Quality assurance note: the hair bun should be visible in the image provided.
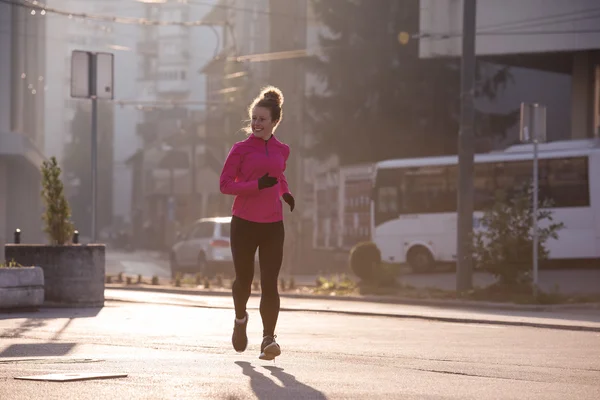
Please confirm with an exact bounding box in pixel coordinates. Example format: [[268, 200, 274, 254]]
[[262, 87, 284, 106]]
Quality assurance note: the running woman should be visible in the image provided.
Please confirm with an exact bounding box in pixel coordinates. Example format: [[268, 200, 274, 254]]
[[219, 85, 295, 361]]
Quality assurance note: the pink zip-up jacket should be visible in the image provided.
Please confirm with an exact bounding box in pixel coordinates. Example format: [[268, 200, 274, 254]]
[[220, 134, 292, 223]]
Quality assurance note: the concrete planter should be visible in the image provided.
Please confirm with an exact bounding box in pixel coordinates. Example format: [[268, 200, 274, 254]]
[[4, 244, 105, 307], [0, 266, 44, 310]]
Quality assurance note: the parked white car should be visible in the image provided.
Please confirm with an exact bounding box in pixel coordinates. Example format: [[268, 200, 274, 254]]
[[170, 217, 233, 278]]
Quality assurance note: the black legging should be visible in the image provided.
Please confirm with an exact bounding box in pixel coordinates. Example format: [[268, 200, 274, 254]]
[[230, 215, 284, 337]]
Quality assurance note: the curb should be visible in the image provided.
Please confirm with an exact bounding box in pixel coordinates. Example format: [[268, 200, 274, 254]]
[[104, 284, 600, 312], [105, 296, 600, 334]]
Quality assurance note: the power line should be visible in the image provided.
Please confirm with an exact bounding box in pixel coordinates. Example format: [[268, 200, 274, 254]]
[[2, 0, 313, 27], [7, 0, 600, 63], [1, 0, 216, 26]]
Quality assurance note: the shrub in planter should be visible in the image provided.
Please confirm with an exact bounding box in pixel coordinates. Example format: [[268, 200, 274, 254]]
[[349, 241, 382, 281], [4, 157, 105, 307], [41, 157, 75, 245], [472, 184, 564, 288]]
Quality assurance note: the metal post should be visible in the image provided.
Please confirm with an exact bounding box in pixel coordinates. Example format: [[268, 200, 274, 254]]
[[532, 134, 539, 296], [532, 139, 539, 296], [520, 102, 546, 296], [456, 0, 477, 292], [90, 53, 98, 243], [14, 229, 21, 244], [190, 131, 197, 220]]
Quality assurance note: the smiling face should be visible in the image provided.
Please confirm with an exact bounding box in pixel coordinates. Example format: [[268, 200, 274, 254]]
[[251, 106, 277, 139]]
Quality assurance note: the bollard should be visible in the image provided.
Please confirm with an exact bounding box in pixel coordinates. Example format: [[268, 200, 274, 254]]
[[73, 230, 79, 244], [14, 228, 21, 244]]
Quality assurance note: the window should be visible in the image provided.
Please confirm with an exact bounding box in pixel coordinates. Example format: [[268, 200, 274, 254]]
[[474, 163, 495, 211], [373, 156, 590, 227], [546, 157, 589, 207], [219, 222, 231, 237], [494, 157, 589, 208], [191, 222, 215, 239], [377, 186, 398, 213], [402, 165, 455, 214]]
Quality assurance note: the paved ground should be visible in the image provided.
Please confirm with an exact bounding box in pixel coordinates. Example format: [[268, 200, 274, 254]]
[[107, 250, 600, 295], [1, 291, 600, 399]]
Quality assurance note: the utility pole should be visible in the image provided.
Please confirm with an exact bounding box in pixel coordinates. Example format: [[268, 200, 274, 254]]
[[456, 0, 477, 292]]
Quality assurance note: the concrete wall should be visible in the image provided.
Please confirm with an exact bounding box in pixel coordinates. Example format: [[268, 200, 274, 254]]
[[5, 244, 105, 307], [419, 0, 600, 58]]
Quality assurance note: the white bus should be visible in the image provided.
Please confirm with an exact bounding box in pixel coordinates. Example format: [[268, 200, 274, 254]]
[[371, 139, 600, 272]]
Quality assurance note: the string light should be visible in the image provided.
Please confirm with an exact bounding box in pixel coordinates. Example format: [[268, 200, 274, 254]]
[[21, 73, 26, 79], [16, 0, 215, 27]]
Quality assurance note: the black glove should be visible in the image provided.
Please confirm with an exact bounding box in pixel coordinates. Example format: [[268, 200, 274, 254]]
[[258, 173, 277, 190], [282, 193, 295, 212]]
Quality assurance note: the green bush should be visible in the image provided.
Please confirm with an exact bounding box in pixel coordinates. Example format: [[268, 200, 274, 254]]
[[349, 241, 382, 281], [472, 184, 564, 287], [41, 157, 75, 245], [0, 260, 21, 268]]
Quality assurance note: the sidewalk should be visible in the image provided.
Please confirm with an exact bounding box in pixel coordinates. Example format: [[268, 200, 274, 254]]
[[105, 288, 600, 332]]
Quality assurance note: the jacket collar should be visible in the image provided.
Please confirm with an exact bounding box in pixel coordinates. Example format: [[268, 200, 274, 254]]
[[249, 133, 276, 143]]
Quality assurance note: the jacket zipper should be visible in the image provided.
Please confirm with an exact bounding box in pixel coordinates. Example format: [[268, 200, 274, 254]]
[[265, 140, 269, 156]]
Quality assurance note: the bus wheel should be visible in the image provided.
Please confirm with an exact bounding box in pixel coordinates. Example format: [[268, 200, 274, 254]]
[[407, 246, 435, 273]]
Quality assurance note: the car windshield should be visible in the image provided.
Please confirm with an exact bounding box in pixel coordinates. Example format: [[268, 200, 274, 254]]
[[220, 222, 231, 237]]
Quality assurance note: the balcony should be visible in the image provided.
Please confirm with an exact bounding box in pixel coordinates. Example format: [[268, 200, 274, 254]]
[[156, 69, 190, 95]]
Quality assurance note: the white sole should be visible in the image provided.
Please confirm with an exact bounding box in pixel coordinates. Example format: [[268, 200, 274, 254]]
[[259, 343, 281, 360]]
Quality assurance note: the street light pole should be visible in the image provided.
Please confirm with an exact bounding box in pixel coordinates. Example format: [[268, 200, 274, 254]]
[[456, 0, 477, 292], [90, 53, 98, 244]]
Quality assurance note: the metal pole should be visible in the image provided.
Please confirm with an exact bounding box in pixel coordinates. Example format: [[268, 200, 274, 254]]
[[190, 131, 197, 220], [90, 54, 98, 243], [532, 118, 539, 296], [456, 0, 477, 292]]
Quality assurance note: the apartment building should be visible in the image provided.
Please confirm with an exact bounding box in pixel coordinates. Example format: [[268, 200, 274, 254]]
[[0, 2, 47, 255]]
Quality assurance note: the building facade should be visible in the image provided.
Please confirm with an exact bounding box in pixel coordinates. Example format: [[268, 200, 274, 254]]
[[0, 2, 47, 255], [130, 0, 222, 249], [419, 0, 600, 140]]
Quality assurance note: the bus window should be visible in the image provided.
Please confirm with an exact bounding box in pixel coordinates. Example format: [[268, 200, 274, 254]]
[[474, 163, 495, 211], [547, 157, 589, 207], [377, 186, 398, 213], [494, 160, 531, 200], [403, 165, 454, 214]]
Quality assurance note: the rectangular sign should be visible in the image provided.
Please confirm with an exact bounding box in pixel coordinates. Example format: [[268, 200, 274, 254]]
[[71, 50, 114, 99], [71, 50, 91, 98], [96, 52, 114, 99]]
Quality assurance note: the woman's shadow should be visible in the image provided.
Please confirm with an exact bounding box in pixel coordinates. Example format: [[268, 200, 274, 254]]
[[235, 361, 327, 400]]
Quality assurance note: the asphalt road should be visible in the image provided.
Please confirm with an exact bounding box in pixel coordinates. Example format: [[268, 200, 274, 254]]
[[1, 293, 599, 399]]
